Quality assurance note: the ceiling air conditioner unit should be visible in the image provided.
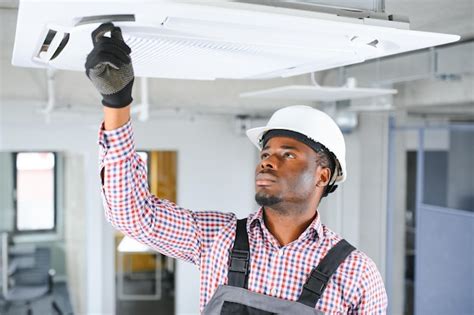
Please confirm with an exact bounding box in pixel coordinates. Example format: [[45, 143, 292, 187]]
[[12, 0, 460, 80]]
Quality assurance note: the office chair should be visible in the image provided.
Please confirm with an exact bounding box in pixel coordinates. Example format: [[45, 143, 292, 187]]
[[1, 247, 63, 315]]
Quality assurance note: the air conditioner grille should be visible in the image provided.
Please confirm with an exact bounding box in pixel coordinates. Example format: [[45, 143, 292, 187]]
[[127, 36, 272, 63]]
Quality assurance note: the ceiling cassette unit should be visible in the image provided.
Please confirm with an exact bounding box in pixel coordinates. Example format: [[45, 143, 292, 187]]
[[12, 0, 460, 80]]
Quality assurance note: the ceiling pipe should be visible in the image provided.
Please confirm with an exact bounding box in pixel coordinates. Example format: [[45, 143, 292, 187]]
[[337, 40, 473, 86], [42, 68, 56, 113], [344, 77, 357, 88], [139, 77, 150, 121], [40, 68, 56, 123], [310, 72, 320, 87]]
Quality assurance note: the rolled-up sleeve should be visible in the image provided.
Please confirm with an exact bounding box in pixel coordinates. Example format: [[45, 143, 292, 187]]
[[97, 120, 234, 266]]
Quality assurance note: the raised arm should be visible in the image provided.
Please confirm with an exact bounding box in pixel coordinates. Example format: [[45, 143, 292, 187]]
[[103, 106, 130, 130], [84, 23, 235, 265]]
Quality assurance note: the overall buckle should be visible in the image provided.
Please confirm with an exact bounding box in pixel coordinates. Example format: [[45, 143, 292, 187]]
[[229, 249, 249, 274], [303, 270, 330, 297]]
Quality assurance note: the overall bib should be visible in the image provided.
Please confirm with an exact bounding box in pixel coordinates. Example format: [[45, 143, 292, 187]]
[[203, 219, 355, 315]]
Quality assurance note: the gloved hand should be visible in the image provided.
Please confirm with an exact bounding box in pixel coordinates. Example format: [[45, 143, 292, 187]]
[[85, 22, 134, 108]]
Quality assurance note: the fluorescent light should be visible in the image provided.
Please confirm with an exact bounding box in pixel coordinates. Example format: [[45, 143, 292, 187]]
[[240, 85, 397, 101]]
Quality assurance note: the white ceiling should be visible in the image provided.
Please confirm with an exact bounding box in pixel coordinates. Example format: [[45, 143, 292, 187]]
[[385, 0, 474, 39]]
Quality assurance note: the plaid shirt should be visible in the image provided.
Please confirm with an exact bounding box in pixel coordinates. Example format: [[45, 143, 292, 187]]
[[99, 120, 388, 314]]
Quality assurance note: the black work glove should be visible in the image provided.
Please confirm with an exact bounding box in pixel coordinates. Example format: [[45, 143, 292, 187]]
[[85, 22, 134, 108]]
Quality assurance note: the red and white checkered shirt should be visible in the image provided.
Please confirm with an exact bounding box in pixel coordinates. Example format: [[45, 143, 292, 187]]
[[99, 120, 388, 314]]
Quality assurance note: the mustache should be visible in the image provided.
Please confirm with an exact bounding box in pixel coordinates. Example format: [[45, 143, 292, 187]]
[[257, 169, 278, 176], [256, 170, 278, 181]]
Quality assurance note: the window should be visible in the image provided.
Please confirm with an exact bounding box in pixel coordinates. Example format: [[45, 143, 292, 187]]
[[14, 152, 57, 232]]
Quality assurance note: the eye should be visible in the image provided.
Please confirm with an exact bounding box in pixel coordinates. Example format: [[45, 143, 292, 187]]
[[260, 152, 270, 160], [284, 152, 295, 159]]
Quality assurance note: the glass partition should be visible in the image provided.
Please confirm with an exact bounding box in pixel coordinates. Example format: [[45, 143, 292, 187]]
[[386, 122, 474, 315]]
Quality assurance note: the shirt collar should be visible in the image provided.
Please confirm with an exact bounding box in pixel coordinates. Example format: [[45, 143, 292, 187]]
[[248, 207, 324, 243]]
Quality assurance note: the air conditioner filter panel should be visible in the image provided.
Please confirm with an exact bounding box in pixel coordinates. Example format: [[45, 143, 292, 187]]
[[12, 0, 460, 80]]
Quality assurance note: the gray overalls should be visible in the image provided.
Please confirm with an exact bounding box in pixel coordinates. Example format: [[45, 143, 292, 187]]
[[203, 219, 355, 315]]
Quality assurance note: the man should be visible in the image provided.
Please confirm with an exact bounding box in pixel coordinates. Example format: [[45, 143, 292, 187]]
[[86, 23, 387, 314]]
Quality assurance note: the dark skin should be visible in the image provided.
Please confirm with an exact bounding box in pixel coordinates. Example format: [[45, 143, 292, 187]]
[[255, 136, 331, 247]]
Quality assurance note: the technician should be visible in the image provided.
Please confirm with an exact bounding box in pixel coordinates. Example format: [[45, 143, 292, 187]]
[[86, 23, 387, 314]]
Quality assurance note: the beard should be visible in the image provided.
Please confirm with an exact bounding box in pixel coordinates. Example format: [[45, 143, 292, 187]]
[[255, 192, 283, 207]]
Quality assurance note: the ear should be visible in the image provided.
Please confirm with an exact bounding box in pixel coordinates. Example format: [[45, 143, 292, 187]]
[[316, 166, 331, 187]]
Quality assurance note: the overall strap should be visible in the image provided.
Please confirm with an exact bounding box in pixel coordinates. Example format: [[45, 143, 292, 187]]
[[297, 239, 355, 308], [227, 218, 250, 289]]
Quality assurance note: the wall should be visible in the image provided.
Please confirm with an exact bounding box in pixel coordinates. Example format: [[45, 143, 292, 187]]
[[318, 129, 361, 247], [0, 153, 14, 232], [447, 130, 474, 211], [356, 113, 389, 270], [64, 152, 87, 314]]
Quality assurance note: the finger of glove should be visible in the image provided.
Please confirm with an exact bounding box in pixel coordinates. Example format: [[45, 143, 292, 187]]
[[91, 24, 131, 55], [94, 37, 131, 56], [85, 51, 125, 71], [91, 22, 116, 45], [86, 41, 131, 68], [111, 26, 124, 42]]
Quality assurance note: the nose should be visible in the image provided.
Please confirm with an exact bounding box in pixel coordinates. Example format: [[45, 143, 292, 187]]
[[260, 154, 278, 170]]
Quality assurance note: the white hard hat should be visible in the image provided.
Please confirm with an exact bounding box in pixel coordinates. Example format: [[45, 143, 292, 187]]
[[246, 105, 347, 183]]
